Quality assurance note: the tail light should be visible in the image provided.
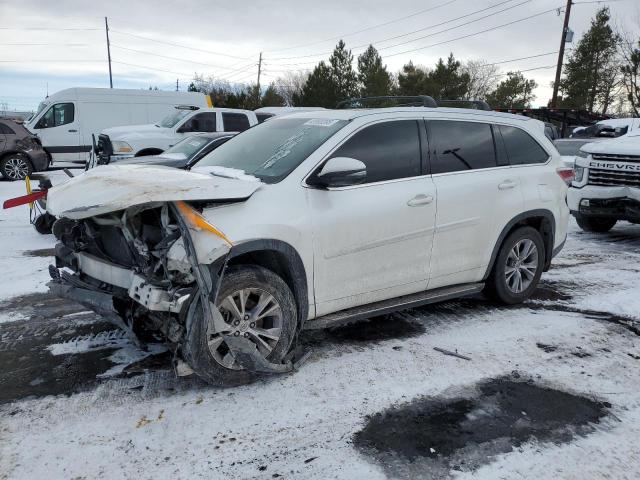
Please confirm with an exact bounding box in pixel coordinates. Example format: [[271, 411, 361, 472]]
[[556, 167, 575, 185]]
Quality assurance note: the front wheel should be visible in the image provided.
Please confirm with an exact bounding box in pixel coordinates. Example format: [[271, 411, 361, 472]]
[[575, 215, 616, 233], [183, 265, 297, 387], [485, 226, 545, 304], [1, 154, 33, 181]]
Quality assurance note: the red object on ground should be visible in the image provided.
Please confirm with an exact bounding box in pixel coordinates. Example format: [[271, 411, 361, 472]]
[[3, 190, 47, 209]]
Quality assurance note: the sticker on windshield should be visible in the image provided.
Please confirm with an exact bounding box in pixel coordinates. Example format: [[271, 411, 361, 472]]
[[304, 119, 340, 127]]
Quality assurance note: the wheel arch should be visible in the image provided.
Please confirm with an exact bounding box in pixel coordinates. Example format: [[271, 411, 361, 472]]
[[224, 239, 309, 327], [482, 209, 556, 280]]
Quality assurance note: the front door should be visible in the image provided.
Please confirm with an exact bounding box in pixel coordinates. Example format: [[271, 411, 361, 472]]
[[308, 119, 437, 316], [33, 102, 81, 163]]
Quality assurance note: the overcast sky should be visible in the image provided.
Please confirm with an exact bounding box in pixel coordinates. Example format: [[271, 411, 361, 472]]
[[1, 0, 638, 111]]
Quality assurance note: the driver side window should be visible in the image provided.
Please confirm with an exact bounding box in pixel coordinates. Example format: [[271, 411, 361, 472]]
[[179, 113, 216, 133], [36, 103, 74, 129]]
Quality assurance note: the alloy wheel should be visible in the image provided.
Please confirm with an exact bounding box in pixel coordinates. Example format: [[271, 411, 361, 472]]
[[207, 288, 283, 370], [504, 239, 539, 294], [4, 156, 30, 180]]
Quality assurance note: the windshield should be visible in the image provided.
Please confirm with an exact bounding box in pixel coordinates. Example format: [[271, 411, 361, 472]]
[[164, 135, 211, 158], [197, 117, 348, 183], [27, 101, 48, 124], [554, 140, 590, 156], [157, 110, 191, 128]]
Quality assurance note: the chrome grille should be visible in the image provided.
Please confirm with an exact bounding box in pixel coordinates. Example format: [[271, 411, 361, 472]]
[[588, 167, 640, 187], [592, 153, 640, 163]]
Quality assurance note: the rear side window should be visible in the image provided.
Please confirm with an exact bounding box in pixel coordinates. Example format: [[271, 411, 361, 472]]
[[256, 113, 275, 123], [0, 122, 15, 134], [329, 120, 421, 184], [498, 125, 549, 165], [188, 112, 216, 132], [429, 121, 496, 173], [223, 112, 251, 132]]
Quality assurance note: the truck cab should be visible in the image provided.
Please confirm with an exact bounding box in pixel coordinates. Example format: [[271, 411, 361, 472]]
[[99, 107, 258, 163]]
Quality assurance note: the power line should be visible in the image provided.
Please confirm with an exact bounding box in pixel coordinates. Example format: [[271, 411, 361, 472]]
[[384, 5, 562, 58], [109, 29, 250, 60], [0, 59, 103, 63], [0, 26, 99, 31], [268, 0, 529, 62], [0, 43, 93, 46], [265, 0, 459, 54], [110, 43, 252, 71]]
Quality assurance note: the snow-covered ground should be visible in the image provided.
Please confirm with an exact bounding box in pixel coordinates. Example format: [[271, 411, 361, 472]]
[[0, 174, 639, 479]]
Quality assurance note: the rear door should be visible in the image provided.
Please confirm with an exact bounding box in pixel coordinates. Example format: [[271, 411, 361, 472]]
[[32, 102, 81, 163], [427, 119, 524, 289], [308, 119, 437, 316], [221, 112, 251, 132]]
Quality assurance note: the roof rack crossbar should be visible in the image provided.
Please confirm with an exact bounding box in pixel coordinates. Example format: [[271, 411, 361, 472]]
[[336, 95, 438, 109]]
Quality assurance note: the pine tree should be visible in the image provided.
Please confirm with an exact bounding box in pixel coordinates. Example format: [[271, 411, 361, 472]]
[[357, 45, 393, 97], [486, 71, 537, 108], [427, 53, 470, 99], [329, 40, 359, 101], [261, 83, 286, 107], [558, 7, 620, 113], [621, 39, 640, 115], [396, 61, 430, 96], [301, 61, 337, 107]]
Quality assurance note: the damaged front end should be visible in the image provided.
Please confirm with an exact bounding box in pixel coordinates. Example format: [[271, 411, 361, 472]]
[[49, 201, 229, 349], [48, 200, 303, 381]]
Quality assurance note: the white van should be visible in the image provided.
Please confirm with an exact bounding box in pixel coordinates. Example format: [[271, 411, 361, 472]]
[[24, 88, 211, 165]]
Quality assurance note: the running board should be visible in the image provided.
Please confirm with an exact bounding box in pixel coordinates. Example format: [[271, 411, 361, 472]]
[[304, 283, 484, 330]]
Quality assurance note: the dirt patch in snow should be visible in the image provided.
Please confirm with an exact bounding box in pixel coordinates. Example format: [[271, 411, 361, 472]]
[[354, 376, 609, 478]]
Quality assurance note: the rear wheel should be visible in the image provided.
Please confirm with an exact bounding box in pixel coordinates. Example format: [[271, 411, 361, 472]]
[[485, 226, 545, 304], [183, 265, 297, 387], [1, 154, 33, 181], [575, 215, 616, 233]]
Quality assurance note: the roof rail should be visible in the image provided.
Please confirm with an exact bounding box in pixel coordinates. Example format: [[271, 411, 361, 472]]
[[436, 99, 492, 111], [336, 95, 438, 109]]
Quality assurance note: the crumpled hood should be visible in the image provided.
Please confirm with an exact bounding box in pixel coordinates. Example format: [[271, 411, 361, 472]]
[[582, 134, 640, 156], [46, 164, 261, 219], [102, 124, 172, 141]]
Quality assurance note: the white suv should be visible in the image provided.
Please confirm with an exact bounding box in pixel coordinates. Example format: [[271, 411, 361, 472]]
[[46, 107, 570, 386]]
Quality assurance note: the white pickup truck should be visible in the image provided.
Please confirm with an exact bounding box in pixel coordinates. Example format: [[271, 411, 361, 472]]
[[568, 132, 640, 232], [98, 106, 258, 163]]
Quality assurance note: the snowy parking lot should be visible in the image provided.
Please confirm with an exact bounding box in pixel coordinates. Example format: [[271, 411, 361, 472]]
[[1, 174, 639, 479]]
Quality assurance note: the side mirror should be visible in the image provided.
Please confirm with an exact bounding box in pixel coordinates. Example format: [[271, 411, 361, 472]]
[[312, 157, 366, 188]]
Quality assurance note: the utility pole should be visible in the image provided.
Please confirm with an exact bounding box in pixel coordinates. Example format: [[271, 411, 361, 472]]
[[551, 0, 572, 108], [105, 17, 113, 88], [256, 52, 262, 105], [176, 78, 179, 92]]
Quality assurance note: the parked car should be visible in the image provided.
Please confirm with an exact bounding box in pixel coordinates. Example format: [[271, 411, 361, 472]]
[[544, 122, 561, 141], [98, 107, 258, 163], [114, 133, 234, 169], [44, 106, 569, 386], [24, 88, 210, 165], [568, 132, 640, 232], [254, 106, 326, 123], [0, 119, 48, 180]]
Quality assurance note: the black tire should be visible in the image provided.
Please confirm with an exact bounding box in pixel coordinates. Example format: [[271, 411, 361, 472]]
[[485, 226, 545, 305], [34, 213, 56, 235], [183, 265, 297, 387], [1, 153, 33, 181], [575, 215, 616, 233]]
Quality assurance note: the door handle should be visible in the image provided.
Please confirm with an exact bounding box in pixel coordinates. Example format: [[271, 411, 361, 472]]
[[498, 179, 517, 190], [68, 129, 78, 132], [407, 194, 434, 206]]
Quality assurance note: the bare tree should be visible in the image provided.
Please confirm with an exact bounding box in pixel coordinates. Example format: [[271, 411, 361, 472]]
[[274, 70, 309, 106], [461, 59, 499, 101], [618, 19, 640, 116]]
